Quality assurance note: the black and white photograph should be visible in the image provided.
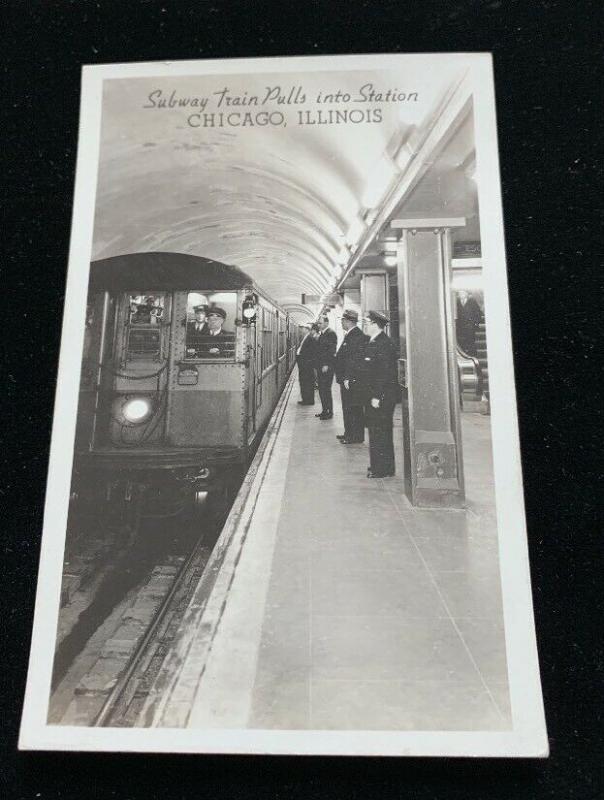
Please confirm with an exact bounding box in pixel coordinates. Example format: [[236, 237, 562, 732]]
[[18, 53, 548, 757]]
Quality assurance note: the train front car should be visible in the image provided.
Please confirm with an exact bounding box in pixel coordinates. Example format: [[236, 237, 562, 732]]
[[73, 252, 290, 521]]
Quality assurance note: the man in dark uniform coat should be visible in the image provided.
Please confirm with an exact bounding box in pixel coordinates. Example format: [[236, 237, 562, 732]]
[[455, 290, 482, 356], [187, 306, 233, 358], [334, 309, 368, 443], [315, 314, 337, 419], [296, 323, 319, 405], [359, 310, 400, 478], [201, 306, 234, 357], [186, 304, 210, 353]]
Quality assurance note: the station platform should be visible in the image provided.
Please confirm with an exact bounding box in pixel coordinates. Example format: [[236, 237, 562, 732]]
[[143, 371, 512, 732]]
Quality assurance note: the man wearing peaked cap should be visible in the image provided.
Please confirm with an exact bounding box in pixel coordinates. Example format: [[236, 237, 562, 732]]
[[296, 323, 320, 405], [186, 304, 234, 358], [366, 309, 390, 326], [358, 309, 400, 478], [335, 309, 368, 443], [186, 303, 210, 353], [207, 305, 227, 322], [314, 314, 337, 419], [203, 306, 233, 356], [192, 303, 210, 329]]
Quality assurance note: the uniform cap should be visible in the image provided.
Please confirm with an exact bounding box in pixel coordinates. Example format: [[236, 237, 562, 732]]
[[207, 306, 227, 319], [342, 309, 359, 323], [193, 304, 208, 313], [366, 310, 389, 326]]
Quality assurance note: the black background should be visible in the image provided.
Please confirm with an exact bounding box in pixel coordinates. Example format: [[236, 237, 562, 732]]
[[2, 1, 602, 798]]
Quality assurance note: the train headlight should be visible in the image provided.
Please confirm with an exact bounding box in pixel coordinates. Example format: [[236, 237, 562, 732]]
[[122, 397, 152, 424]]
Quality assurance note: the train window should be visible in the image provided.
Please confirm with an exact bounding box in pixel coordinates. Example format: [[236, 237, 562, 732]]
[[278, 315, 286, 357], [129, 294, 165, 325], [127, 327, 161, 359], [126, 294, 166, 361], [185, 292, 236, 360], [82, 301, 95, 361], [261, 308, 274, 371]]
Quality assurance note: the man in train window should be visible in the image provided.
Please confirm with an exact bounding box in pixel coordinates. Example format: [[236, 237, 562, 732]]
[[186, 303, 210, 356], [198, 306, 234, 357]]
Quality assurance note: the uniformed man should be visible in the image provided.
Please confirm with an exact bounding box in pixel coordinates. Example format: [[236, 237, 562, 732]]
[[359, 310, 400, 478], [201, 306, 233, 357], [314, 315, 337, 419], [186, 304, 209, 354], [296, 323, 319, 405], [187, 306, 234, 358], [334, 309, 368, 443]]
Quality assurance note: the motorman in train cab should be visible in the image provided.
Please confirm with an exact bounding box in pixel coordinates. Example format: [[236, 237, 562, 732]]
[[358, 310, 400, 478], [199, 306, 234, 357], [132, 296, 163, 324], [186, 303, 209, 355], [334, 309, 368, 443], [314, 315, 337, 420], [296, 322, 320, 405], [190, 303, 210, 333]]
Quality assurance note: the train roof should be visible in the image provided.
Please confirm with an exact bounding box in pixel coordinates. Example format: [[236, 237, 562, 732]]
[[89, 252, 255, 292]]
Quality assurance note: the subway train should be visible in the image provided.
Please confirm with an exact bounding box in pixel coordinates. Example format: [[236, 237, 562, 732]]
[[71, 252, 303, 518]]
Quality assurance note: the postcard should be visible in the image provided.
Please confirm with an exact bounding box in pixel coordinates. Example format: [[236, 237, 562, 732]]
[[19, 53, 547, 757]]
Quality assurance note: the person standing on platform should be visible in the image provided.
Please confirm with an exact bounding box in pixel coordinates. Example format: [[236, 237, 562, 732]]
[[334, 309, 368, 443], [296, 323, 319, 405], [315, 314, 337, 420], [359, 310, 400, 478], [455, 290, 482, 356]]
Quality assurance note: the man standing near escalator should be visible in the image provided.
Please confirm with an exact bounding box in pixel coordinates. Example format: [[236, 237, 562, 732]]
[[359, 310, 399, 478]]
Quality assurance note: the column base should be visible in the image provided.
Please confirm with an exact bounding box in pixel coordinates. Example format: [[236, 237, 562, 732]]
[[408, 486, 465, 509]]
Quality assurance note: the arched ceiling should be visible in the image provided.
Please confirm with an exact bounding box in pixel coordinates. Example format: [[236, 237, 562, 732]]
[[93, 68, 460, 320]]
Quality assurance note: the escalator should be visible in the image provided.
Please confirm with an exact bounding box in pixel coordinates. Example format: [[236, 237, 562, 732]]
[[475, 321, 489, 402], [457, 316, 489, 414]]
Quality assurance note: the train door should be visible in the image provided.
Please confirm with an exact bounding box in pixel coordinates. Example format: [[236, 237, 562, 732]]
[[255, 306, 263, 412], [275, 311, 280, 392], [78, 291, 116, 451], [247, 321, 257, 441]]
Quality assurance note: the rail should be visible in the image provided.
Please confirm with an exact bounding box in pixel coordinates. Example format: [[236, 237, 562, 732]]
[[91, 520, 214, 727]]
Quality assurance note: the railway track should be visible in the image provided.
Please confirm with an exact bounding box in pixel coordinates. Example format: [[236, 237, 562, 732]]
[[48, 495, 232, 726], [92, 525, 216, 727]]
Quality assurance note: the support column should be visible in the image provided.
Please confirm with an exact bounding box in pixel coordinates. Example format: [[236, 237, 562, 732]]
[[392, 217, 466, 508], [359, 270, 388, 333], [342, 287, 361, 318]]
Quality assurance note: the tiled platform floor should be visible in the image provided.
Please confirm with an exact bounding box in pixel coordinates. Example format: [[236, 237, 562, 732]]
[[186, 381, 511, 731]]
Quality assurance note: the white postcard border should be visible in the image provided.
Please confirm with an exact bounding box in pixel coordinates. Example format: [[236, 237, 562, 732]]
[[19, 52, 548, 757]]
